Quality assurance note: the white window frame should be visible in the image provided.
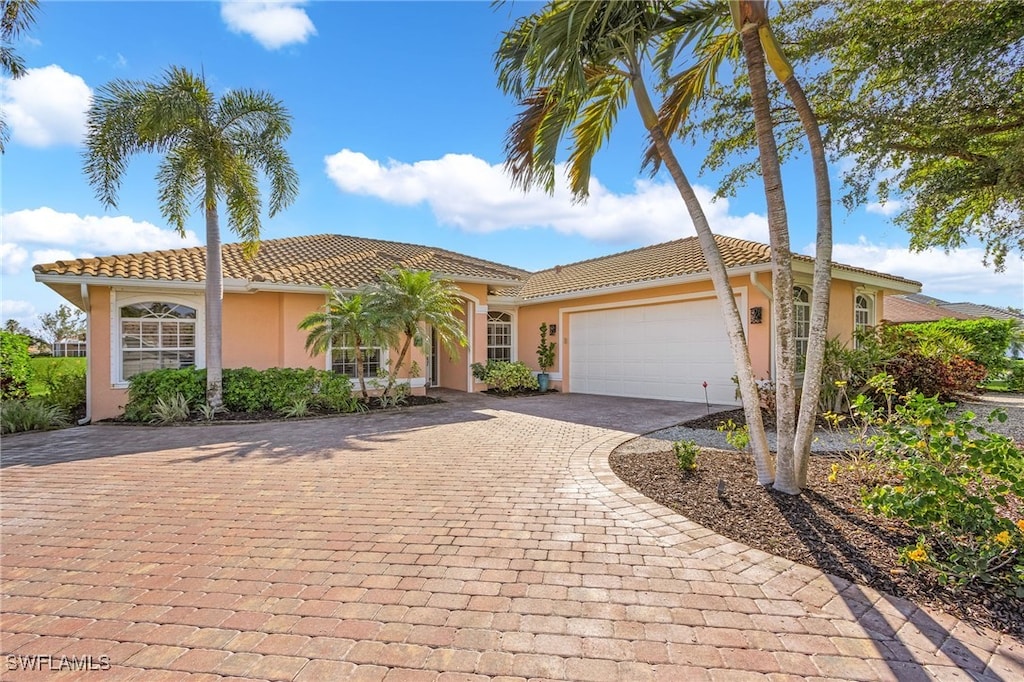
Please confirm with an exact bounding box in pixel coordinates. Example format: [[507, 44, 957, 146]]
[[111, 291, 204, 388], [854, 293, 875, 342], [486, 310, 514, 363], [328, 334, 388, 380], [793, 286, 811, 365]]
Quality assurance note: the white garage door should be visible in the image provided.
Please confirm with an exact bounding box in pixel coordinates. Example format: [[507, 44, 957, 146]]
[[569, 298, 739, 404]]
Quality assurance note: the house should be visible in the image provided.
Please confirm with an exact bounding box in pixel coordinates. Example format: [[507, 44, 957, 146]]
[[883, 293, 1024, 324], [33, 233, 921, 421]]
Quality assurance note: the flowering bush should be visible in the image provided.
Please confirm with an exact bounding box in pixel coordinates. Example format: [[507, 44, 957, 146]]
[[860, 391, 1024, 594]]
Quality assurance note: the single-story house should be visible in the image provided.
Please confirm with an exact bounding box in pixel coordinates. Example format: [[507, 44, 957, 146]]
[[884, 293, 1024, 324], [34, 233, 920, 421]]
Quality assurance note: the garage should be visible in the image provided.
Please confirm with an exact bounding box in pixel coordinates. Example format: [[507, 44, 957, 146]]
[[568, 298, 740, 405]]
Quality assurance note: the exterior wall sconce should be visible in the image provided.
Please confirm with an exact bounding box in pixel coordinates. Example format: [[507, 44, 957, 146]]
[[548, 324, 557, 334], [750, 306, 763, 324]]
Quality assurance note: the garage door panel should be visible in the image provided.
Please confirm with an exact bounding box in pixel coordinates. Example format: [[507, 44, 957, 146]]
[[569, 299, 739, 405]]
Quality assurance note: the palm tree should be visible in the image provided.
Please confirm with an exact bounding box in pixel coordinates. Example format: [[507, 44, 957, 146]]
[[728, 0, 834, 489], [299, 290, 391, 400], [1, 0, 40, 152], [496, 0, 775, 486], [364, 269, 467, 399], [83, 66, 298, 408]]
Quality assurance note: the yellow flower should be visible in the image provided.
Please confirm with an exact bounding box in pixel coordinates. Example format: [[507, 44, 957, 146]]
[[994, 531, 1011, 547], [906, 547, 928, 563], [918, 418, 932, 427], [916, 440, 928, 449], [1017, 519, 1024, 533]]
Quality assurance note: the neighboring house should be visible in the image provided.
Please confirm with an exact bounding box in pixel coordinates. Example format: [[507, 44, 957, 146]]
[[884, 293, 1024, 324], [52, 337, 88, 358], [34, 233, 920, 420]]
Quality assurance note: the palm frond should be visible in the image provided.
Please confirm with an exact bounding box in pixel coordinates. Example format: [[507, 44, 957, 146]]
[[222, 154, 262, 258], [568, 70, 629, 198], [155, 147, 201, 236], [82, 79, 151, 208]]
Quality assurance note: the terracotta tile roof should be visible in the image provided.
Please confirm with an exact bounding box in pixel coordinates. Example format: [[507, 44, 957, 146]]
[[34, 232, 920, 300], [517, 235, 920, 300], [883, 295, 976, 323], [33, 234, 530, 288]]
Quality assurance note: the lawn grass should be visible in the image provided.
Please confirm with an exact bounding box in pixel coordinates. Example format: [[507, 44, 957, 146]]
[[28, 357, 87, 397]]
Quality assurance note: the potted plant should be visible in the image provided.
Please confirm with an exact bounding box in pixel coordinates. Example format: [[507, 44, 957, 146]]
[[536, 322, 556, 392]]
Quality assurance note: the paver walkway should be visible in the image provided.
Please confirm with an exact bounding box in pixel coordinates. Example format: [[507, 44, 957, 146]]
[[1, 391, 1021, 681]]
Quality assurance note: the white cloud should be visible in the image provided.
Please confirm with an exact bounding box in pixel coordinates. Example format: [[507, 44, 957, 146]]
[[324, 149, 768, 244], [0, 299, 36, 324], [824, 238, 1024, 306], [3, 207, 201, 259], [221, 1, 316, 50], [1, 64, 92, 147], [0, 243, 29, 275], [866, 200, 904, 217], [31, 249, 78, 265]]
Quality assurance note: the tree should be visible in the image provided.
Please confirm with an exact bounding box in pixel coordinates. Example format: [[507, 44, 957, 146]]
[[363, 269, 467, 398], [694, 0, 1024, 269], [496, 0, 775, 485], [83, 66, 298, 407], [1, 0, 40, 152], [299, 290, 392, 400], [36, 304, 85, 351], [3, 318, 31, 336]]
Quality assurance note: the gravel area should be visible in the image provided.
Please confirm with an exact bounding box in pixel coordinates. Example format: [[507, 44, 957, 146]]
[[617, 392, 1024, 456]]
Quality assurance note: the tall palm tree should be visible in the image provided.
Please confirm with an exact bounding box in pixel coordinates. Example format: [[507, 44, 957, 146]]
[[83, 66, 298, 408], [496, 0, 776, 485], [364, 269, 467, 399], [299, 290, 392, 400], [1, 0, 40, 152]]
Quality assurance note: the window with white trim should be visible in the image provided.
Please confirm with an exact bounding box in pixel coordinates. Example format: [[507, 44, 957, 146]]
[[486, 311, 513, 363], [794, 286, 811, 365], [120, 302, 196, 380], [855, 294, 874, 335], [331, 335, 383, 378]]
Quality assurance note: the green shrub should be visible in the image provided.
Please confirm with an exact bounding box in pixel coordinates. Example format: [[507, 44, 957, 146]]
[[900, 319, 1018, 375], [125, 368, 206, 421], [280, 397, 311, 418], [673, 440, 699, 471], [40, 363, 86, 416], [471, 360, 501, 383], [1, 399, 69, 434], [221, 367, 263, 412], [480, 361, 539, 392], [125, 366, 362, 420], [1005, 360, 1024, 393], [860, 391, 1024, 594], [313, 371, 358, 412], [717, 418, 750, 451], [884, 352, 986, 401], [0, 331, 32, 400]]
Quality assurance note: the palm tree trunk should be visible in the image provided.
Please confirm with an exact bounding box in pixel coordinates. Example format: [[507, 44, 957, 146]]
[[739, 18, 799, 495], [354, 340, 369, 399], [630, 65, 774, 486], [784, 75, 833, 488], [384, 332, 415, 399], [205, 196, 224, 408]]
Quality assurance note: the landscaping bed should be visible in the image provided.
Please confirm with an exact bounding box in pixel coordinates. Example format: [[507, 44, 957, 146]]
[[610, 437, 1024, 640]]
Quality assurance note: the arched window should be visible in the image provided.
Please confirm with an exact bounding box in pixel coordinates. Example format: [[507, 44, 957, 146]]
[[855, 294, 873, 331], [793, 286, 811, 364], [487, 311, 513, 363], [120, 302, 197, 380]]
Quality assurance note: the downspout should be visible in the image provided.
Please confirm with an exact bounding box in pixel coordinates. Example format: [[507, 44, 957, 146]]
[[751, 271, 776, 380], [78, 283, 91, 426]]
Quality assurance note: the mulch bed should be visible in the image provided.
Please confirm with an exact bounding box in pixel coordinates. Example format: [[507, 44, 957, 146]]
[[609, 443, 1024, 640]]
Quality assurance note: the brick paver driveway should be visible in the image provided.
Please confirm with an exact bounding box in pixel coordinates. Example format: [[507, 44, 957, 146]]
[[2, 392, 1021, 681]]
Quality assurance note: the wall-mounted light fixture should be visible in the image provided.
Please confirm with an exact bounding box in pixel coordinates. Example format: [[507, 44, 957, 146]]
[[549, 324, 557, 334], [750, 306, 763, 324]]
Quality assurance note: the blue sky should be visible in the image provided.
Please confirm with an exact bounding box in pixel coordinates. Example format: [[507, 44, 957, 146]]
[[2, 0, 1022, 331]]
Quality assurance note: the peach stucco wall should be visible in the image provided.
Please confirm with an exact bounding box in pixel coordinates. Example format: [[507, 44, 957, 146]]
[[83, 272, 892, 420]]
